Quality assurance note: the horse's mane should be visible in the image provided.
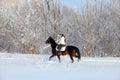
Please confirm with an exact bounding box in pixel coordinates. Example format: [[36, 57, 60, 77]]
[[49, 36, 57, 45]]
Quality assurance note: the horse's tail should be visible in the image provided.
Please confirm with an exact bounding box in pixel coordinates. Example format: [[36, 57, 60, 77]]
[[76, 47, 81, 61]]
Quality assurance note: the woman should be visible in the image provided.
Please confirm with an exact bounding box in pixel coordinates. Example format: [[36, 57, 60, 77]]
[[56, 34, 66, 53]]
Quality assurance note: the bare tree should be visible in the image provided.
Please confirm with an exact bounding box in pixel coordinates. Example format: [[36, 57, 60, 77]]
[[0, 0, 119, 56]]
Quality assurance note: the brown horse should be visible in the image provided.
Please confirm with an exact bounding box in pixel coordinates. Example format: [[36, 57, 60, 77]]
[[45, 36, 81, 63]]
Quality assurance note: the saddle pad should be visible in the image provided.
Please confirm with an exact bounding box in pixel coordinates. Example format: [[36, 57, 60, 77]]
[[56, 46, 66, 51]]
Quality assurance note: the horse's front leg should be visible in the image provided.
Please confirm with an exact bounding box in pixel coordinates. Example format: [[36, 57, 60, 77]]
[[49, 55, 55, 61], [57, 55, 61, 63]]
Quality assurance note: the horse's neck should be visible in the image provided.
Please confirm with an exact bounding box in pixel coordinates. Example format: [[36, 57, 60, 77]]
[[51, 39, 57, 44], [50, 44, 55, 49], [51, 41, 57, 49]]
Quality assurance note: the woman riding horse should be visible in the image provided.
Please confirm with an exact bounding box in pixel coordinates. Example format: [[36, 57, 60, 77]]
[[56, 34, 66, 55], [45, 36, 81, 63]]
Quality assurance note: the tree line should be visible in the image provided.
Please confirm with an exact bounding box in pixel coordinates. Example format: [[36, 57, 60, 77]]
[[0, 0, 119, 57]]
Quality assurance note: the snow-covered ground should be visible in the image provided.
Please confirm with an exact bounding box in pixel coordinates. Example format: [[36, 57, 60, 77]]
[[0, 53, 120, 80]]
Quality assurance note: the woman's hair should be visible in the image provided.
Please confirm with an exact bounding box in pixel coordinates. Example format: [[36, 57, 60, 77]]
[[60, 34, 65, 37]]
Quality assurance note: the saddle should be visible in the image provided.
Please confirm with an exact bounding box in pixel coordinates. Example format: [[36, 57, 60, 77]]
[[56, 44, 66, 52]]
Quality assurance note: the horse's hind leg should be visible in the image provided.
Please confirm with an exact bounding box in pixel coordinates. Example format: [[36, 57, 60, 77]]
[[78, 58, 80, 62], [69, 55, 74, 63], [75, 56, 80, 62]]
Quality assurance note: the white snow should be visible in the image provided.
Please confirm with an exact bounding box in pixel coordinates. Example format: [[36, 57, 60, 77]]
[[0, 53, 120, 80]]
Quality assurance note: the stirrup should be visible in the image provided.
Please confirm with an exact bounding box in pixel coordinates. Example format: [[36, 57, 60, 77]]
[[58, 51, 61, 55]]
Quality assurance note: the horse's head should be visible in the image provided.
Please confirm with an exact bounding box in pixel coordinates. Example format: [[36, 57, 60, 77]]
[[45, 36, 54, 44], [45, 36, 57, 49]]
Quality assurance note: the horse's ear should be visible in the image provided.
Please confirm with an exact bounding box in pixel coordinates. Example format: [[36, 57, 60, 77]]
[[49, 36, 52, 39]]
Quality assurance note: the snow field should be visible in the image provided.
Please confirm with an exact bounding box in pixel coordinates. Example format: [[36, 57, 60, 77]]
[[0, 53, 120, 80]]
